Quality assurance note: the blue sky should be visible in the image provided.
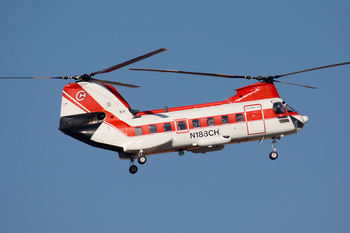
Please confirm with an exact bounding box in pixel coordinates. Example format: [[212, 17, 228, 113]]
[[1, 0, 350, 232]]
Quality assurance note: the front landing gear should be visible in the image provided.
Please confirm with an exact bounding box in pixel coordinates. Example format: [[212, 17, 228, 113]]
[[138, 156, 147, 165], [137, 149, 147, 165], [269, 151, 278, 160], [269, 138, 279, 160]]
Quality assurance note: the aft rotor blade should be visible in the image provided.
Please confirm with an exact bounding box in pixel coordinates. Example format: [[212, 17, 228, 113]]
[[129, 68, 255, 80], [0, 76, 76, 80], [90, 78, 139, 88], [91, 48, 168, 76], [274, 80, 317, 89], [279, 61, 350, 77]]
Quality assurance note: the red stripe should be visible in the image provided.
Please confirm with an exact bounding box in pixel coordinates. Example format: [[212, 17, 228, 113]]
[[62, 91, 89, 113]]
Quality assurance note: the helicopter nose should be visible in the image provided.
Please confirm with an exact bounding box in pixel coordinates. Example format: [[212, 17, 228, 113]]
[[302, 115, 309, 124]]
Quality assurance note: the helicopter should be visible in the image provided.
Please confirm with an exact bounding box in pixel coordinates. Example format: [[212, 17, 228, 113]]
[[1, 48, 349, 174]]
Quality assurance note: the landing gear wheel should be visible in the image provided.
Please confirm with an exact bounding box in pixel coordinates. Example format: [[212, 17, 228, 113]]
[[129, 165, 138, 174], [138, 156, 147, 165], [269, 151, 278, 160]]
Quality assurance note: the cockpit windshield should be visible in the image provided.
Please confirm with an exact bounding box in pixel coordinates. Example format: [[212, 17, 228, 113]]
[[282, 101, 297, 113]]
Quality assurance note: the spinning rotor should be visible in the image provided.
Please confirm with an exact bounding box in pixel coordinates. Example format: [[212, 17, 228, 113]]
[[130, 61, 350, 89]]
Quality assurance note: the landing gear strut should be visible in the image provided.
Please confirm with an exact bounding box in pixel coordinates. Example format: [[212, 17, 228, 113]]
[[137, 149, 147, 165], [129, 150, 147, 174], [269, 138, 278, 160]]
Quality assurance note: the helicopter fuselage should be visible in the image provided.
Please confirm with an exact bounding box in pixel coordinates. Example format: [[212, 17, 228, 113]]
[[59, 81, 308, 166]]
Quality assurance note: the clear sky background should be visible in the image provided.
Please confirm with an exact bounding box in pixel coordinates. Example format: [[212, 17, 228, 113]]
[[1, 1, 350, 232]]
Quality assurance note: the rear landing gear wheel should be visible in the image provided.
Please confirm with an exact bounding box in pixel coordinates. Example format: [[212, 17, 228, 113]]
[[138, 156, 147, 165], [269, 151, 278, 160], [129, 165, 138, 174]]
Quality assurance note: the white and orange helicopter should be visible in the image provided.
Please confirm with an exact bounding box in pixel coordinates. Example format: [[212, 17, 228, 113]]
[[1, 48, 349, 174]]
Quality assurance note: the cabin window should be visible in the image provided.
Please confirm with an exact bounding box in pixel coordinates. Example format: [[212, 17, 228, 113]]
[[177, 121, 187, 130], [192, 119, 201, 128], [134, 127, 143, 136], [273, 102, 286, 114], [149, 125, 157, 134], [221, 115, 229, 124], [163, 123, 172, 132], [236, 114, 244, 122], [207, 117, 215, 126], [283, 101, 297, 113]]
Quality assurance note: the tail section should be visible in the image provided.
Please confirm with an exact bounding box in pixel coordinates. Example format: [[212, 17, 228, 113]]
[[60, 82, 133, 119], [59, 82, 133, 152]]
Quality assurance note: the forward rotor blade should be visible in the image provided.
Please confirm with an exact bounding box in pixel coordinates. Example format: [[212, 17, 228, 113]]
[[274, 80, 317, 89], [279, 61, 350, 77], [91, 48, 168, 76], [129, 68, 255, 80], [90, 78, 139, 88]]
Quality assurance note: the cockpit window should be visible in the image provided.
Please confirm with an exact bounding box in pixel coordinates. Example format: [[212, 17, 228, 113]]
[[282, 101, 297, 113], [273, 102, 286, 114]]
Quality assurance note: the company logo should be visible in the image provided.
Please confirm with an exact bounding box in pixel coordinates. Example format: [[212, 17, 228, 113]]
[[76, 90, 86, 101]]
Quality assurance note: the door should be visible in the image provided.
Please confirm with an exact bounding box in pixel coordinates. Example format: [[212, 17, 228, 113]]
[[244, 104, 266, 135]]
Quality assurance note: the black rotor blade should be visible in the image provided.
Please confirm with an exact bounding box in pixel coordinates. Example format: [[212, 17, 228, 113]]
[[90, 78, 139, 88], [0, 76, 139, 87], [0, 76, 77, 80], [279, 61, 350, 78], [273, 80, 317, 89], [0, 49, 167, 87], [91, 48, 167, 76], [129, 68, 256, 80], [0, 76, 54, 79]]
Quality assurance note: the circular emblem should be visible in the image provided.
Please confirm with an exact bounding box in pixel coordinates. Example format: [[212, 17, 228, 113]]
[[76, 90, 86, 101]]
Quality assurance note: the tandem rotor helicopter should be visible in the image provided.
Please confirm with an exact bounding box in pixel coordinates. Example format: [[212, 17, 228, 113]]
[[1, 48, 349, 174]]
